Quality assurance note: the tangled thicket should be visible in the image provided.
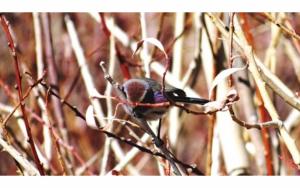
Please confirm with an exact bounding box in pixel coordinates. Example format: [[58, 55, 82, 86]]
[[0, 13, 300, 175]]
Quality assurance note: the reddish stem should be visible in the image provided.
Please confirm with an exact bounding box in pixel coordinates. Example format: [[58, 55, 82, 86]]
[[45, 90, 93, 175], [238, 13, 255, 47], [40, 13, 67, 131], [115, 43, 132, 80], [238, 13, 275, 175], [99, 13, 111, 37], [228, 13, 235, 87], [0, 15, 45, 175], [258, 104, 275, 175]]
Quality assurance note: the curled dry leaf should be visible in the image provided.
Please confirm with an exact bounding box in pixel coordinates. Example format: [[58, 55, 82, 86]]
[[209, 65, 247, 99], [133, 37, 168, 59]]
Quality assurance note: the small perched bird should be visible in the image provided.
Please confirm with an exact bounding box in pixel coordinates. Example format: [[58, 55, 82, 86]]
[[121, 78, 210, 121]]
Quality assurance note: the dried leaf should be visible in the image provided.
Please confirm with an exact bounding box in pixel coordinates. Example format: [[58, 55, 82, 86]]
[[133, 37, 167, 59], [209, 66, 247, 99]]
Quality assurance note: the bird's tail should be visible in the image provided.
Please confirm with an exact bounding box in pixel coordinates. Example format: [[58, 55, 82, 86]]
[[171, 96, 210, 105]]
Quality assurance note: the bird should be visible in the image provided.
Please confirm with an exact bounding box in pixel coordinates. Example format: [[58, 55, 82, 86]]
[[120, 78, 210, 121]]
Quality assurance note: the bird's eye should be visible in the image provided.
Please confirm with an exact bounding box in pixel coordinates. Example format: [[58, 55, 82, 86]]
[[121, 86, 127, 98]]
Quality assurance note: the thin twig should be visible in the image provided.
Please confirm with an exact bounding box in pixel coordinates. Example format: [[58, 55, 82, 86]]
[[100, 61, 183, 175], [40, 13, 67, 132], [262, 13, 300, 41], [0, 15, 45, 175], [0, 136, 40, 175], [198, 13, 218, 175], [283, 38, 300, 83], [140, 12, 151, 77], [33, 12, 53, 164], [237, 13, 273, 175], [206, 12, 300, 168], [65, 14, 107, 127], [37, 72, 204, 175], [26, 89, 94, 175], [168, 12, 185, 147], [1, 73, 45, 128], [229, 107, 284, 130], [228, 13, 235, 87], [100, 14, 117, 175], [40, 13, 74, 175]]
